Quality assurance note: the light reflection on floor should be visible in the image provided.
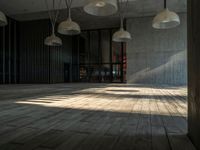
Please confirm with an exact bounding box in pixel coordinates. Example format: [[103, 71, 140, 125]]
[[15, 85, 187, 117]]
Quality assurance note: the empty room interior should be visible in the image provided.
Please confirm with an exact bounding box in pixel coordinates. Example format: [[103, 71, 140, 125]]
[[0, 0, 200, 150]]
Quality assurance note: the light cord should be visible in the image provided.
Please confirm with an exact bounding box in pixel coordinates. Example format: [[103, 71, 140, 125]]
[[65, 0, 73, 19], [164, 0, 167, 8], [45, 0, 62, 34], [118, 0, 129, 28]]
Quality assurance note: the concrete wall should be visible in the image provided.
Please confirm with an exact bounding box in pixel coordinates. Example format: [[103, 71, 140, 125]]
[[127, 13, 187, 85]]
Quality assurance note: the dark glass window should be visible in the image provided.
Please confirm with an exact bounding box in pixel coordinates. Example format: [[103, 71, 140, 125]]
[[79, 32, 89, 64], [101, 30, 110, 63], [90, 31, 99, 64], [112, 42, 122, 63], [112, 64, 121, 82], [72, 28, 127, 83]]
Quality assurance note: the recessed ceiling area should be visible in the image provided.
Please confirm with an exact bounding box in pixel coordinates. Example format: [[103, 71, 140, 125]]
[[0, 0, 187, 21], [0, 0, 187, 29]]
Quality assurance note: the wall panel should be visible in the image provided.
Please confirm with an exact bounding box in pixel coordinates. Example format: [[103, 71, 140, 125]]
[[0, 18, 19, 84], [19, 20, 72, 84]]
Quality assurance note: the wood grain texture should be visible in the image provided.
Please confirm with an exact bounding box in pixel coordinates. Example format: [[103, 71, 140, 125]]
[[0, 83, 195, 150]]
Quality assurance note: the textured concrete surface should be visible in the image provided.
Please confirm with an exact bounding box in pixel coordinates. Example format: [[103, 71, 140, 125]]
[[0, 0, 186, 21], [127, 13, 187, 85]]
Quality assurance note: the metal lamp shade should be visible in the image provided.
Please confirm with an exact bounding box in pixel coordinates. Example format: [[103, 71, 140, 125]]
[[84, 0, 118, 16], [0, 11, 8, 27], [58, 18, 81, 35], [112, 28, 132, 42], [152, 8, 180, 29], [44, 34, 62, 46]]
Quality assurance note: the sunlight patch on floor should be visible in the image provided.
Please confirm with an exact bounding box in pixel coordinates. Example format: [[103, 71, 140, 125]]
[[15, 85, 187, 117]]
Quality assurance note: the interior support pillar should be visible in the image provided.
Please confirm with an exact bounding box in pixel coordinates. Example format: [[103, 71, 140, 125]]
[[188, 0, 200, 149]]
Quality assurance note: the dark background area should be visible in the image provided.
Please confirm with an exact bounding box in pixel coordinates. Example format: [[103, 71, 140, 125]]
[[0, 18, 126, 84]]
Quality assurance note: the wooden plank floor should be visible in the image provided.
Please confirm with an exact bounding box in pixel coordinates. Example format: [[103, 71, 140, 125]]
[[0, 84, 196, 150]]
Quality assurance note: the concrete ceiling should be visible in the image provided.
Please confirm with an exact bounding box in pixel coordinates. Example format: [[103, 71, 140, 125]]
[[0, 0, 86, 15], [0, 0, 187, 29]]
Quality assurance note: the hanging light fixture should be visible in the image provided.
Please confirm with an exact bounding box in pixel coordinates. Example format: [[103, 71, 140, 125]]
[[58, 0, 81, 35], [152, 0, 180, 29], [44, 0, 62, 46], [0, 11, 8, 27], [112, 0, 131, 42], [84, 0, 118, 16], [44, 32, 62, 46]]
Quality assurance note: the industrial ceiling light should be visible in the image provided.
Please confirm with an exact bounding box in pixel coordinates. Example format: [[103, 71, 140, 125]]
[[58, 0, 81, 35], [44, 0, 62, 46], [112, 0, 131, 42], [44, 32, 62, 46], [152, 0, 180, 29], [0, 11, 8, 27], [84, 0, 118, 16], [112, 28, 132, 42]]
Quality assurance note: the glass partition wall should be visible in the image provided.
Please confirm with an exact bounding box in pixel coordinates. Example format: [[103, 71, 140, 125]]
[[72, 29, 127, 83]]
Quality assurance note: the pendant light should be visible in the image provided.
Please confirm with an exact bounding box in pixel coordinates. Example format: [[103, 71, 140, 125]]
[[0, 11, 8, 27], [152, 0, 180, 29], [44, 0, 62, 46], [58, 0, 81, 35], [84, 0, 118, 16], [112, 0, 131, 42]]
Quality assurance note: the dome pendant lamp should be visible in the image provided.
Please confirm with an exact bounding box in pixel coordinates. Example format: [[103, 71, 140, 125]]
[[0, 11, 8, 27], [58, 0, 81, 35], [44, 0, 62, 46], [112, 0, 131, 42], [152, 0, 180, 29], [84, 0, 118, 16]]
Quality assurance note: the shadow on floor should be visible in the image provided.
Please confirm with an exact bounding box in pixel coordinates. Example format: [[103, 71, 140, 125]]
[[0, 101, 190, 150]]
